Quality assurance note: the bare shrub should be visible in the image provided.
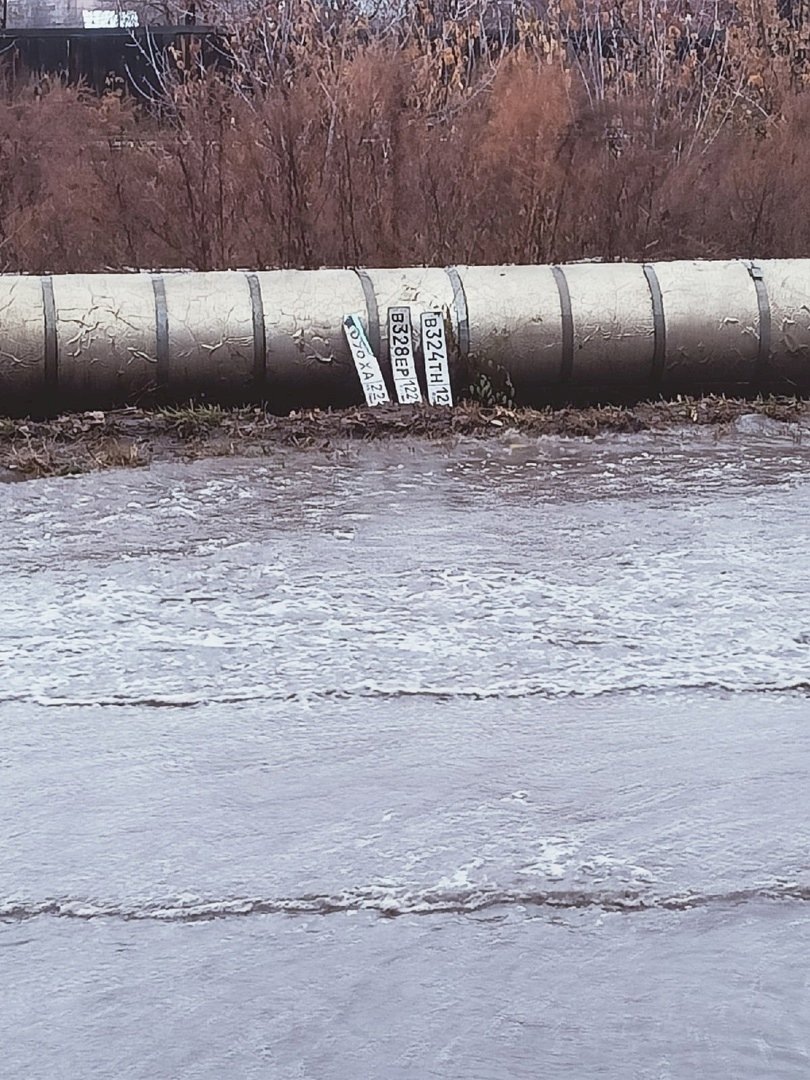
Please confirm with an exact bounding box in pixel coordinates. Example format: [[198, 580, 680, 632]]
[[1, 0, 810, 272]]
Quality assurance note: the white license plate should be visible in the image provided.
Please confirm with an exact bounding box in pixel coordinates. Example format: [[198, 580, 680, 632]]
[[343, 314, 390, 406], [387, 307, 423, 404], [420, 311, 453, 406]]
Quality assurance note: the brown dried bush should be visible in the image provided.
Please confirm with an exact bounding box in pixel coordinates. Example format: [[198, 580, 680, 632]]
[[1, 0, 810, 273]]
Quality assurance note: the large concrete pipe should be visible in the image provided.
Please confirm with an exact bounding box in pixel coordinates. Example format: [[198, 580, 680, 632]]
[[1, 260, 809, 415]]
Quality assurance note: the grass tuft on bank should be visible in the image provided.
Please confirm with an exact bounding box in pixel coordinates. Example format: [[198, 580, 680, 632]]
[[0, 397, 806, 481]]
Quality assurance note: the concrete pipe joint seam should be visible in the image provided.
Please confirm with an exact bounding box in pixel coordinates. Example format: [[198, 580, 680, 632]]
[[0, 261, 808, 414]]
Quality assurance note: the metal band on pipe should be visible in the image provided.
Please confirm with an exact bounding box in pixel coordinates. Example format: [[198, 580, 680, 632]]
[[551, 265, 574, 384], [642, 263, 666, 386], [445, 266, 470, 358], [353, 269, 380, 359], [41, 275, 58, 396], [245, 272, 267, 396], [151, 274, 170, 396], [744, 260, 771, 386]]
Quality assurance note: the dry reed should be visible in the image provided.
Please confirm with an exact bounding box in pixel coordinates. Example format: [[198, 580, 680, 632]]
[[2, 0, 810, 273]]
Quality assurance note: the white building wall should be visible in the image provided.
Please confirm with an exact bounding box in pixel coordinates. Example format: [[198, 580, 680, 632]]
[[5, 0, 140, 27]]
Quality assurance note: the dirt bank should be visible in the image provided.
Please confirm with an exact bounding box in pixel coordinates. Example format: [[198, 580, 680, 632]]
[[1, 397, 807, 480]]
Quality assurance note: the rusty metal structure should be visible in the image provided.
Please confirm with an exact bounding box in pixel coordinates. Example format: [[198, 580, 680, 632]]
[[1, 261, 809, 416]]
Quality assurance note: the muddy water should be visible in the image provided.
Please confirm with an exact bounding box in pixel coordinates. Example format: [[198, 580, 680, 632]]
[[2, 418, 810, 1078]]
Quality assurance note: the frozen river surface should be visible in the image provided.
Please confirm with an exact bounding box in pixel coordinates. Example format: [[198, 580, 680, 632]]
[[2, 420, 810, 1078]]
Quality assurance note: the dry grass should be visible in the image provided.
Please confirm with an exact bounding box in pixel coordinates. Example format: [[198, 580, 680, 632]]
[[0, 412, 150, 478], [2, 0, 810, 273], [0, 397, 806, 480]]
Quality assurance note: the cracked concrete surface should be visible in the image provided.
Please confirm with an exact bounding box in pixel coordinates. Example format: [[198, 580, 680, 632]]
[[0, 262, 809, 413]]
